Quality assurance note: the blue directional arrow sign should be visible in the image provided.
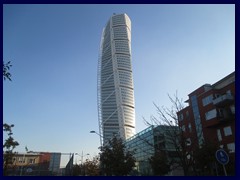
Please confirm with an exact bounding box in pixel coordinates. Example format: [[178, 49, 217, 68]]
[[215, 149, 229, 165]]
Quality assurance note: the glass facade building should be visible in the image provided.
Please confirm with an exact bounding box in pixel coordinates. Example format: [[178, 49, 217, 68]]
[[98, 14, 136, 145], [125, 125, 179, 175], [126, 126, 154, 175]]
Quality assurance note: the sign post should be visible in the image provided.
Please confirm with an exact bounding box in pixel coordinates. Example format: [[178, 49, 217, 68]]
[[215, 149, 229, 176]]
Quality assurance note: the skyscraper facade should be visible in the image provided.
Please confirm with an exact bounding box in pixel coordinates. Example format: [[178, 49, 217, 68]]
[[97, 13, 135, 145]]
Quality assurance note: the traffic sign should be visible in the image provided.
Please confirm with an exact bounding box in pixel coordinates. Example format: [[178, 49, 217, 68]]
[[215, 149, 229, 165], [26, 168, 33, 173]]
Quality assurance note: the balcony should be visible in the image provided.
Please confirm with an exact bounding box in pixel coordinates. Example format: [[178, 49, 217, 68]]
[[217, 111, 235, 122], [213, 94, 234, 107], [206, 108, 234, 128], [216, 105, 235, 122]]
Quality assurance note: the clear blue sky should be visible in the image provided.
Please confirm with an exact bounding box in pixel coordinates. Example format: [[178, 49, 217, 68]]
[[3, 4, 235, 166]]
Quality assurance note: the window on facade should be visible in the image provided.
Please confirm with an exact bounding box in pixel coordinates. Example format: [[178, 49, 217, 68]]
[[223, 126, 232, 136], [202, 94, 213, 106], [205, 109, 217, 120], [217, 129, 222, 141], [28, 158, 35, 164], [218, 108, 224, 117], [186, 138, 191, 146], [230, 105, 235, 114], [227, 143, 235, 153], [181, 125, 185, 132], [179, 113, 183, 121], [18, 157, 25, 163], [186, 111, 189, 119], [188, 123, 192, 132], [226, 90, 231, 95]]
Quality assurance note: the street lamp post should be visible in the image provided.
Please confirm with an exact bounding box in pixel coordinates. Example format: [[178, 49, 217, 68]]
[[20, 147, 29, 176], [90, 130, 105, 175], [75, 152, 90, 164], [75, 152, 89, 176], [20, 153, 26, 176], [90, 130, 103, 148]]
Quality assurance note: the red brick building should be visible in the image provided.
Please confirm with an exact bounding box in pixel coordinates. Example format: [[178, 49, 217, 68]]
[[177, 72, 235, 174]]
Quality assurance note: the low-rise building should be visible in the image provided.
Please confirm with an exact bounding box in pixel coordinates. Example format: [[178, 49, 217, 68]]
[[4, 151, 61, 176], [126, 125, 182, 175], [177, 71, 235, 175]]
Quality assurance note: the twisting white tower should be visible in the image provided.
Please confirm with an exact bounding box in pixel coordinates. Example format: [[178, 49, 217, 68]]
[[97, 13, 135, 145]]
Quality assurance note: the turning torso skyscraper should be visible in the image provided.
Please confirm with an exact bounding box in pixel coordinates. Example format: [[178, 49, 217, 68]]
[[97, 13, 136, 145]]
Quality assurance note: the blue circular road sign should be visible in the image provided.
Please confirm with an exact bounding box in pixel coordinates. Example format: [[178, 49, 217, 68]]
[[215, 149, 229, 165]]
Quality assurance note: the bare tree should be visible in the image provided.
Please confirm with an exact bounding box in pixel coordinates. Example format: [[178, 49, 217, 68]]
[[143, 93, 198, 176]]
